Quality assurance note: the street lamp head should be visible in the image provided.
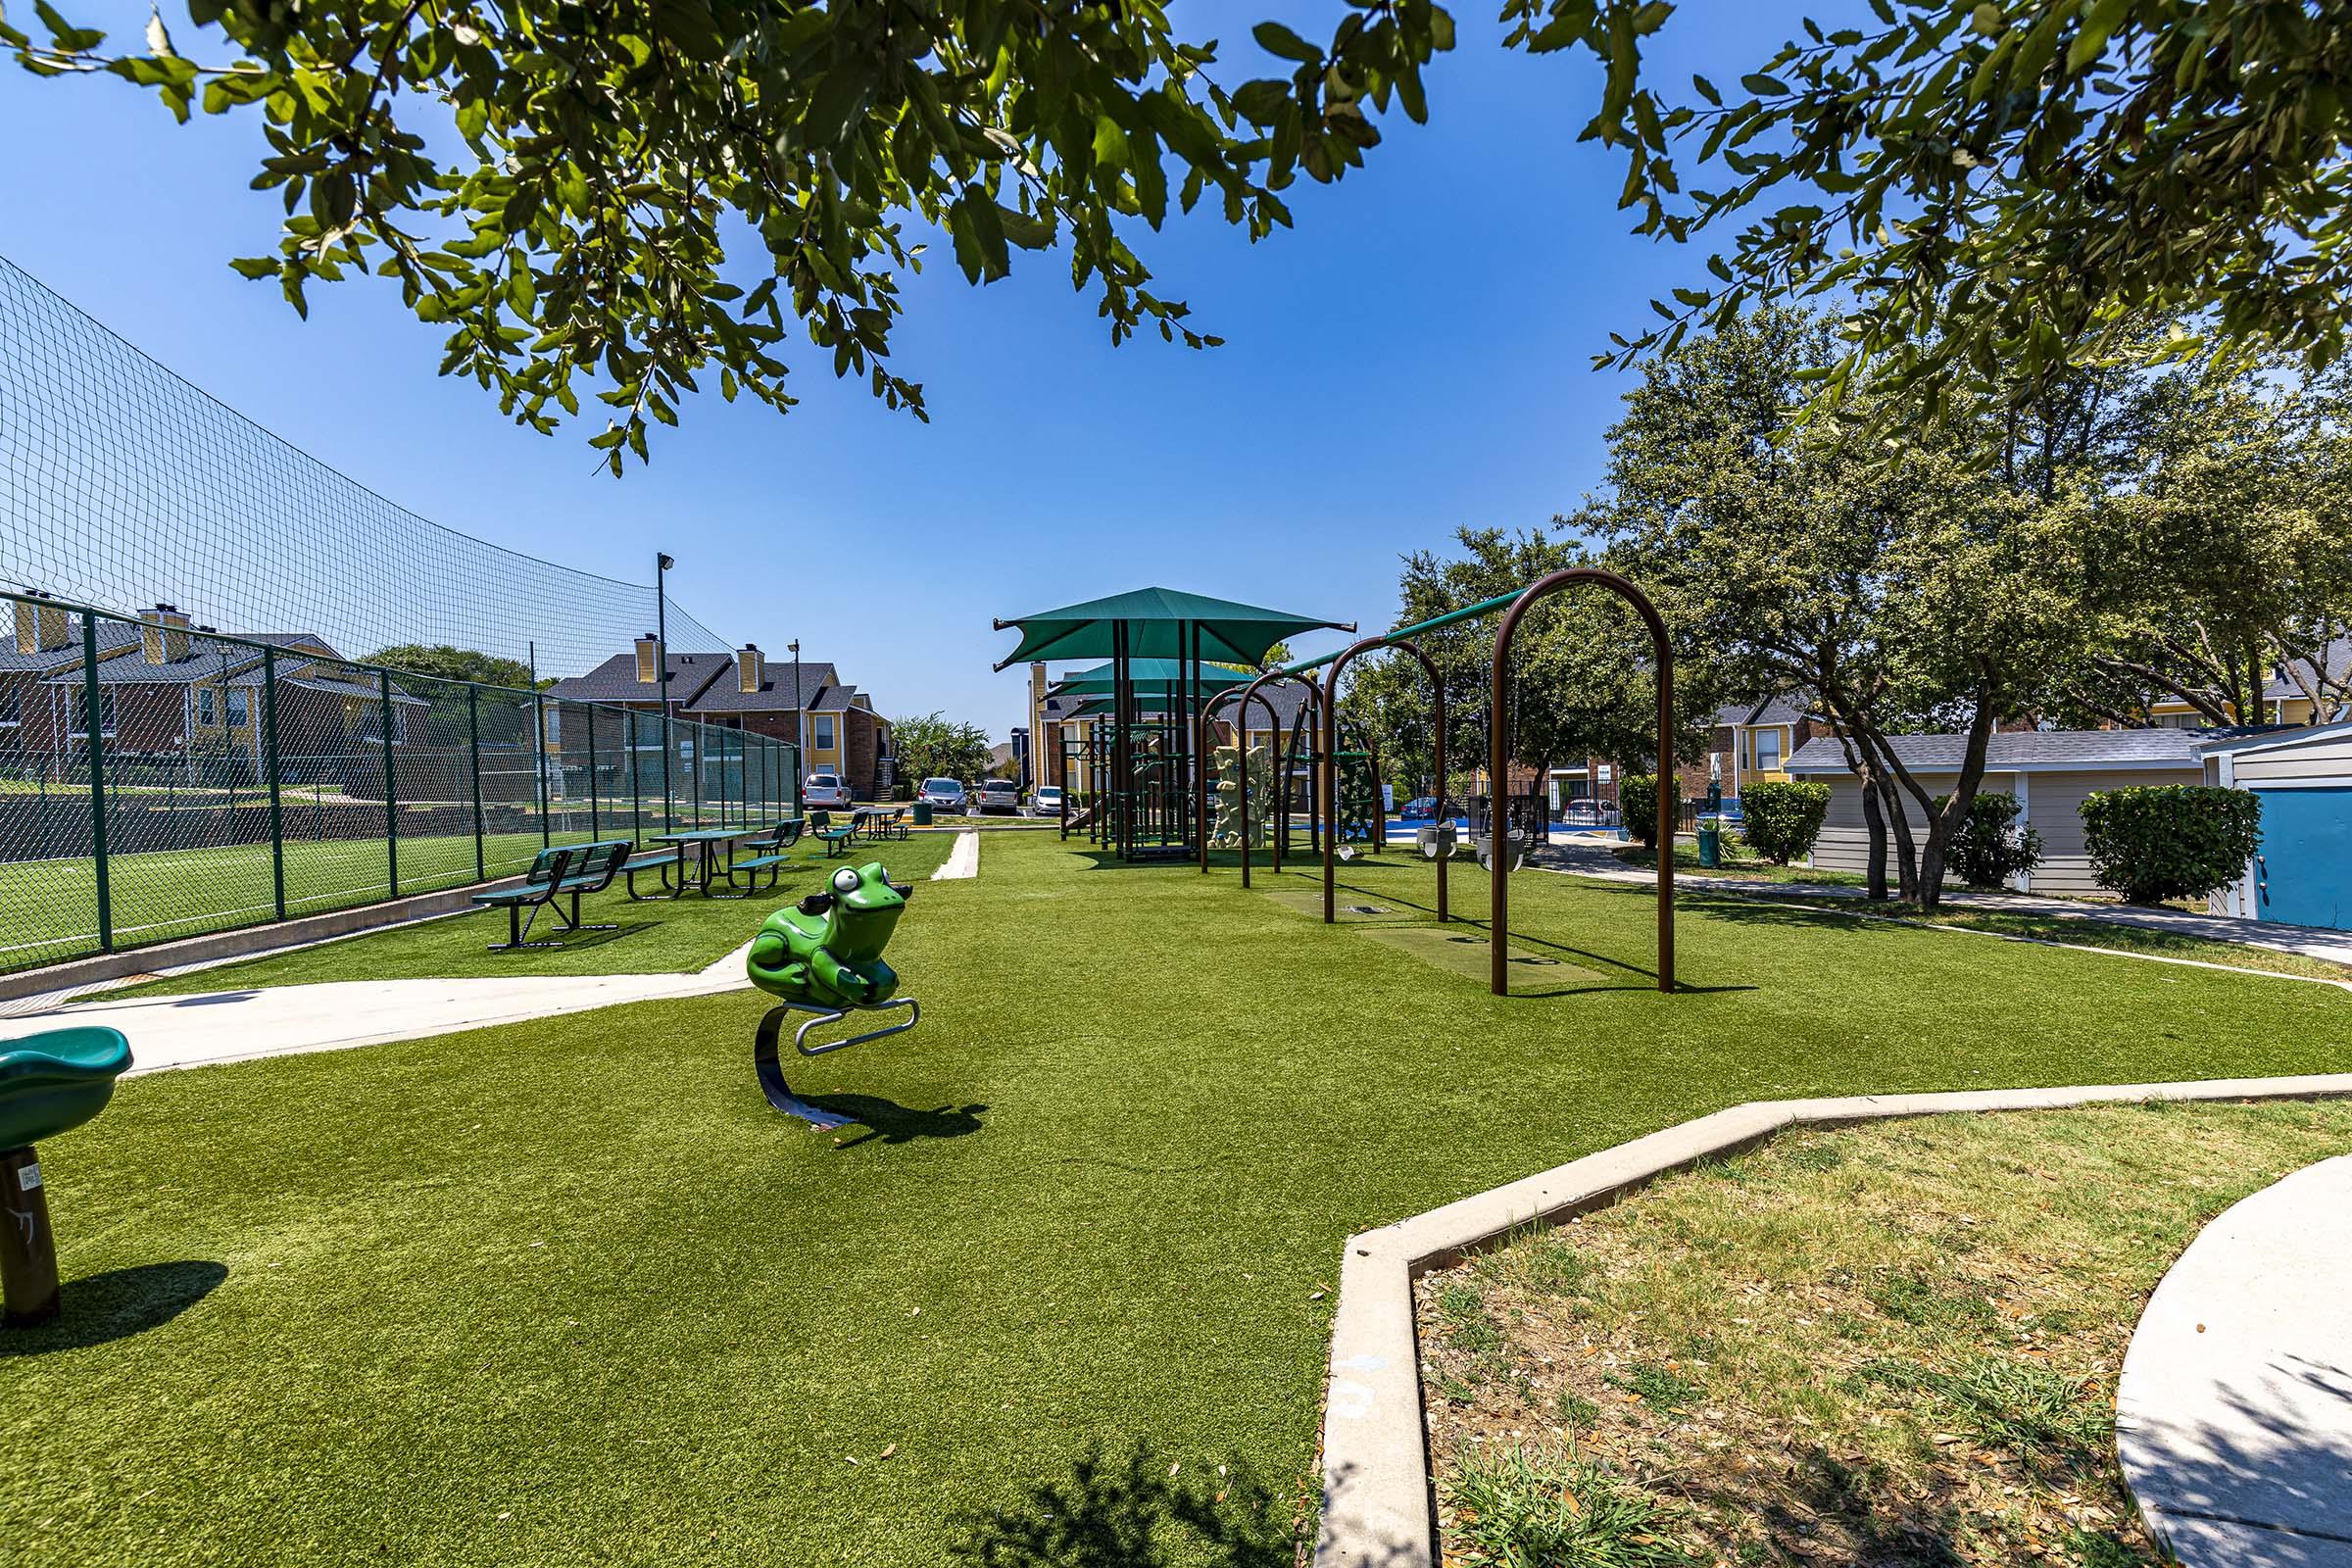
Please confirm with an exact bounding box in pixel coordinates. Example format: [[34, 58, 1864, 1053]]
[[657, 553, 675, 571]]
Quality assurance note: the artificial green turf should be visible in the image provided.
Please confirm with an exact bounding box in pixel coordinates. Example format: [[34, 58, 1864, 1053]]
[[100, 832, 961, 994], [2, 825, 618, 971], [6, 833, 2349, 1566]]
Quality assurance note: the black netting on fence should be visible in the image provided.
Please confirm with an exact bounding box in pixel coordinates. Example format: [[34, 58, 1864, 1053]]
[[0, 595, 799, 974], [0, 254, 728, 681]]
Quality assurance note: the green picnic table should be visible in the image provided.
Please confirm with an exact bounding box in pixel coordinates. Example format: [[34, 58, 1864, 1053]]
[[647, 826, 775, 898]]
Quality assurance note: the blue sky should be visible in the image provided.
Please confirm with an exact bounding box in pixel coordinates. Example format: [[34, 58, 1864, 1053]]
[[0, 3, 1844, 736]]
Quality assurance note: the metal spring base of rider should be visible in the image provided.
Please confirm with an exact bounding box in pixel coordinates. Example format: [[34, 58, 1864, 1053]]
[[752, 999, 921, 1128]]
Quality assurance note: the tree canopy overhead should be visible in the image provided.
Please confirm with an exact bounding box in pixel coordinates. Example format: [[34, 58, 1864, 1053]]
[[1526, 1, 2352, 410], [17, 0, 2352, 466], [6, 0, 1451, 470]]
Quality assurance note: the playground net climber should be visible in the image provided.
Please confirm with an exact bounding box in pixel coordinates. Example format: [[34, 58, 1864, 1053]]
[[0, 255, 730, 680]]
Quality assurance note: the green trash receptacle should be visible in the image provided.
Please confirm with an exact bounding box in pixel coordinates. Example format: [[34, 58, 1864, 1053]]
[[1696, 815, 1722, 868], [912, 801, 933, 826]]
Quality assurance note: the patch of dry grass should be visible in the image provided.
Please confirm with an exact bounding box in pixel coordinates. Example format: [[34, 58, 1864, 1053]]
[[1419, 1100, 2352, 1567]]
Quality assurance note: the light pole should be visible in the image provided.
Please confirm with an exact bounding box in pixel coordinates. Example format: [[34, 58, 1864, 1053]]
[[656, 552, 674, 826], [788, 638, 803, 785]]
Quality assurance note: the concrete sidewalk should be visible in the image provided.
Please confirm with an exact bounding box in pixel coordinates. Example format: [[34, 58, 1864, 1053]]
[[2117, 1155, 2352, 1566], [1, 831, 987, 1075], [1535, 834, 2352, 968], [10, 942, 758, 1077]]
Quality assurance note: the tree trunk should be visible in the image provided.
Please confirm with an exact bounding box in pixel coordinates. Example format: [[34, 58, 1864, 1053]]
[[1880, 772, 1920, 901], [1859, 771, 1889, 900], [1896, 685, 1999, 912]]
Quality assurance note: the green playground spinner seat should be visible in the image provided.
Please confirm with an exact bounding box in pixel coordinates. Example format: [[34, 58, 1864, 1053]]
[[0, 1027, 134, 1152]]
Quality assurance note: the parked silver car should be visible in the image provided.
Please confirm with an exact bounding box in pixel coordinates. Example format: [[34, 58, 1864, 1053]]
[[974, 778, 1020, 814], [1031, 784, 1065, 817], [916, 777, 967, 813]]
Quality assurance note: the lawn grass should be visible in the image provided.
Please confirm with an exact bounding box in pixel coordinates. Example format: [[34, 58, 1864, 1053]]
[[1741, 890, 2352, 985], [1418, 1100, 2352, 1566], [99, 831, 961, 994], [1609, 839, 1869, 886], [7, 833, 2350, 1567]]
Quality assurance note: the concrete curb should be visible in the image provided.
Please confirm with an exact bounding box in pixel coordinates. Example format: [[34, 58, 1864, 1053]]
[[1314, 1072, 2352, 1568]]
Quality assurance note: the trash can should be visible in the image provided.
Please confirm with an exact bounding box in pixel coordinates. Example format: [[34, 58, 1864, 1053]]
[[912, 802, 933, 827], [1696, 814, 1722, 868]]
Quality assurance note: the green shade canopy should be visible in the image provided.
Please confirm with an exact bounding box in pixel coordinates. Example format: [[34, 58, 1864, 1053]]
[[994, 586, 1350, 669], [1046, 660, 1258, 698]]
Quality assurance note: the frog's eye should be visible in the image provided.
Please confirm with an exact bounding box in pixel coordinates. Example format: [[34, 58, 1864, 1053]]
[[832, 867, 860, 894]]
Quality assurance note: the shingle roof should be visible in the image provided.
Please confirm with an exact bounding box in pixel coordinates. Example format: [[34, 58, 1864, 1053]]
[[1785, 726, 2286, 774], [813, 684, 873, 713], [545, 651, 730, 706], [0, 615, 141, 673], [2263, 637, 2352, 702], [39, 632, 334, 686], [683, 658, 839, 713], [1710, 695, 1811, 729]]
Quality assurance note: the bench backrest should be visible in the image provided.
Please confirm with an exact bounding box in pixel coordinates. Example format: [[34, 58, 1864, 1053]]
[[567, 840, 632, 889], [810, 809, 835, 830], [522, 845, 579, 889]]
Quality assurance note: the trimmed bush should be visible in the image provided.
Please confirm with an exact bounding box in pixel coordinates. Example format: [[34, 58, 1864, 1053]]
[[1737, 779, 1831, 864], [2080, 785, 2262, 905], [1619, 772, 1681, 848], [1932, 790, 2045, 890]]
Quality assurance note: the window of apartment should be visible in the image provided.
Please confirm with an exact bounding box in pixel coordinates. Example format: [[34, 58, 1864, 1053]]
[[1, 685, 24, 729], [814, 713, 837, 750], [1752, 727, 1784, 772], [227, 688, 251, 727], [198, 686, 218, 725], [74, 690, 117, 738]]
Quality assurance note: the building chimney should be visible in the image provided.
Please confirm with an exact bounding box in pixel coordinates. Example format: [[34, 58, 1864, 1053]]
[[13, 594, 69, 656], [738, 643, 760, 695], [141, 604, 190, 665], [634, 633, 660, 685]]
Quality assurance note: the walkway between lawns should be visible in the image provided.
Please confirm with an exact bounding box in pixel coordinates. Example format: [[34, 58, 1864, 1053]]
[[4, 833, 982, 1074]]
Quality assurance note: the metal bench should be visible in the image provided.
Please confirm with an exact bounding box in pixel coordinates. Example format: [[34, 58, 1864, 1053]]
[[471, 840, 632, 949], [810, 809, 858, 858], [720, 820, 805, 896]]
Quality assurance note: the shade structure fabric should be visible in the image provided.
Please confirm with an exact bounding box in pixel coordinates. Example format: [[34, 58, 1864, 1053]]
[[1046, 659, 1259, 698], [993, 586, 1350, 668]]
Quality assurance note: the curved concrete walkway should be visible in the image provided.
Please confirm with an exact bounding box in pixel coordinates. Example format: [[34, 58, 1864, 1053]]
[[2117, 1156, 2352, 1566], [3, 833, 985, 1077]]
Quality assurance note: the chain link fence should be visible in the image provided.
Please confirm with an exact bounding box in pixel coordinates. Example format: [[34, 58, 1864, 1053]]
[[0, 592, 799, 975]]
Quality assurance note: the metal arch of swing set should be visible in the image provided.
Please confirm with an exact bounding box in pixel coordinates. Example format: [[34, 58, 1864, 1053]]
[[1196, 670, 1328, 885], [1195, 567, 1676, 997]]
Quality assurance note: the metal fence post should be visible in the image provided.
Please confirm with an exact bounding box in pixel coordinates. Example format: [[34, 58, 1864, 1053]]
[[628, 708, 643, 842], [585, 703, 599, 843], [264, 645, 285, 921], [379, 668, 399, 898], [468, 685, 485, 881], [82, 614, 113, 955], [534, 689, 551, 849]]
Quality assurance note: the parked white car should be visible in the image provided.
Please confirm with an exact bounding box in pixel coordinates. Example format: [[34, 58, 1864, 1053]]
[[1031, 784, 1065, 817], [916, 777, 967, 813], [803, 772, 851, 808], [974, 779, 1020, 814]]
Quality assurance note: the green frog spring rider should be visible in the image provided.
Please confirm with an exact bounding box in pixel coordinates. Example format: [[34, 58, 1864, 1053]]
[[746, 861, 920, 1127]]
